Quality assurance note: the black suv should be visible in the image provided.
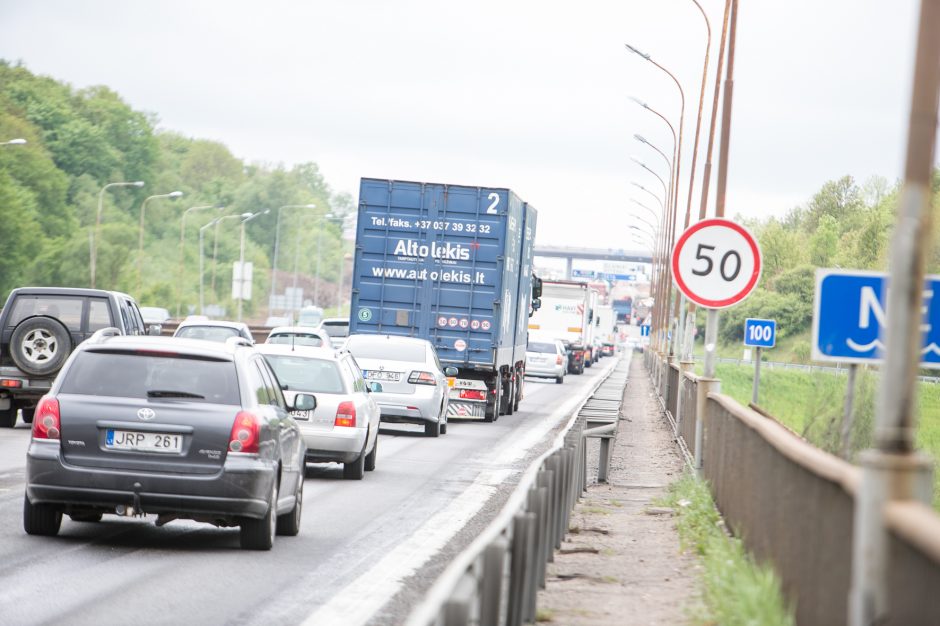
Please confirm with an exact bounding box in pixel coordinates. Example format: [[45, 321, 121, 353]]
[[0, 287, 152, 427]]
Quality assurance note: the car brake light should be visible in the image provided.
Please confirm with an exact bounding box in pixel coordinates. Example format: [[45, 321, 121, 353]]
[[32, 395, 61, 440], [458, 389, 486, 401], [556, 355, 563, 365], [335, 401, 357, 428], [408, 371, 437, 386], [228, 411, 260, 454], [1, 379, 22, 388]]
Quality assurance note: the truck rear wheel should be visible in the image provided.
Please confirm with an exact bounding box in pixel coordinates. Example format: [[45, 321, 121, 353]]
[[484, 379, 500, 422]]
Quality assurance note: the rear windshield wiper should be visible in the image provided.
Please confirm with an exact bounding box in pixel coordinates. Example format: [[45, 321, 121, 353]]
[[146, 389, 206, 399]]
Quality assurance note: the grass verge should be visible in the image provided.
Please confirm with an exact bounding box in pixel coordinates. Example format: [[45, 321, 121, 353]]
[[660, 472, 795, 626]]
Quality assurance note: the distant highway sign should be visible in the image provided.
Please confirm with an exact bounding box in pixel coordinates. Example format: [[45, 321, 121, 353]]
[[812, 268, 940, 367], [744, 318, 776, 348], [672, 219, 762, 309]]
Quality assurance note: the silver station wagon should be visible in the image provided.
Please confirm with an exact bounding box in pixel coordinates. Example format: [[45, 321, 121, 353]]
[[23, 332, 309, 550]]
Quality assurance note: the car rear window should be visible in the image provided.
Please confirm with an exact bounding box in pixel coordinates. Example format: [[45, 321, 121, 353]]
[[7, 296, 84, 330], [528, 342, 557, 353], [176, 325, 240, 342], [346, 337, 425, 362], [267, 333, 326, 347], [321, 322, 349, 337], [263, 355, 345, 394], [60, 351, 240, 404]]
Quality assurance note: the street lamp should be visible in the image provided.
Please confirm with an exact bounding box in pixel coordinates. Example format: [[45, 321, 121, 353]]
[[237, 210, 271, 322], [91, 180, 145, 288], [178, 204, 223, 317], [630, 213, 658, 233], [630, 198, 661, 224], [634, 134, 672, 172], [270, 204, 316, 313], [314, 214, 342, 306], [631, 182, 665, 211], [630, 156, 669, 198], [200, 213, 250, 315], [1, 138, 27, 146], [138, 191, 183, 293]]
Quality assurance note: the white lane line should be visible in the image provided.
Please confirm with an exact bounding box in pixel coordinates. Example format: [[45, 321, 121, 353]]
[[300, 370, 603, 626]]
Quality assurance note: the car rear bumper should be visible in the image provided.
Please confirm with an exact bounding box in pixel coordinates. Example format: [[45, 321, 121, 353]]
[[525, 361, 565, 378], [300, 426, 367, 463], [25, 440, 276, 520], [374, 389, 441, 424]]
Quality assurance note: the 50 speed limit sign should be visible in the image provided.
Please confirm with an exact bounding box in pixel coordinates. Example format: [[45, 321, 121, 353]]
[[671, 218, 762, 309]]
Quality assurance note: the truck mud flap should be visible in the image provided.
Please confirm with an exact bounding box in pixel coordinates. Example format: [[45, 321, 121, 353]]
[[447, 402, 486, 419]]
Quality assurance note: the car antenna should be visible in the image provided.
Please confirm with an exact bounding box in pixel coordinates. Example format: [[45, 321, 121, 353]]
[[291, 331, 296, 352]]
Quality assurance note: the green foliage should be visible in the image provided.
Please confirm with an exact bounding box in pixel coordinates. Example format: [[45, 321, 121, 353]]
[[661, 473, 795, 626]]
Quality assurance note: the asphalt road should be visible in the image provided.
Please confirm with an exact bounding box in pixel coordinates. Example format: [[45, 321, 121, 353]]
[[0, 358, 617, 626]]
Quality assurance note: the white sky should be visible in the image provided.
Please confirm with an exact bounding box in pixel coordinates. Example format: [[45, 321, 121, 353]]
[[0, 0, 923, 250]]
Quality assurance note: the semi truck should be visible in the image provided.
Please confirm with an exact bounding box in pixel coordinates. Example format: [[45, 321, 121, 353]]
[[348, 178, 539, 422], [527, 280, 593, 374]]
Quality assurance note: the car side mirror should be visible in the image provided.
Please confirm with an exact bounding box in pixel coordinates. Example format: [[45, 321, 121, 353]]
[[293, 393, 316, 411], [368, 381, 383, 393], [148, 324, 163, 336], [444, 366, 459, 377]]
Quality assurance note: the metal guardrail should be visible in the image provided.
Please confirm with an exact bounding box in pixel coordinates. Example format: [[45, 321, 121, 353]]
[[697, 355, 940, 384], [406, 358, 630, 626]]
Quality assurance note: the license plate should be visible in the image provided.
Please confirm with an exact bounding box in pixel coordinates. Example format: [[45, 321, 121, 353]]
[[106, 429, 183, 453], [290, 410, 313, 420], [364, 370, 400, 382]]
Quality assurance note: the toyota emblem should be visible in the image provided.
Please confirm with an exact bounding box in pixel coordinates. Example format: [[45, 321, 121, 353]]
[[137, 408, 156, 421]]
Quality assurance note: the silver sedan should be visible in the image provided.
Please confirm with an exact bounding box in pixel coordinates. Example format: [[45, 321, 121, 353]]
[[257, 344, 380, 480]]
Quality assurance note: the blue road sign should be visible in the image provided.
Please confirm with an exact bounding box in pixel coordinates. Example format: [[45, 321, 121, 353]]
[[640, 325, 651, 337], [812, 268, 940, 367], [744, 318, 776, 348]]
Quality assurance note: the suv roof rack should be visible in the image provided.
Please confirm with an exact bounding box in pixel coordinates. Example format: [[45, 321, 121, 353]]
[[88, 327, 123, 343]]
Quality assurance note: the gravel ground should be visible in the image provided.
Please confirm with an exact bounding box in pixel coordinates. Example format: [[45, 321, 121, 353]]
[[536, 354, 702, 625]]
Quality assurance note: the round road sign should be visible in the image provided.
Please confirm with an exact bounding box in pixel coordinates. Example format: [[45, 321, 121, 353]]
[[671, 218, 762, 309]]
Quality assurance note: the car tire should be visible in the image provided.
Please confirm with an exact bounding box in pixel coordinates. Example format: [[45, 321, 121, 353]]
[[424, 420, 441, 438], [364, 436, 378, 471], [10, 316, 72, 377], [555, 375, 564, 384], [343, 447, 366, 479], [484, 378, 500, 422], [276, 479, 302, 536], [69, 512, 103, 523], [240, 481, 277, 550], [24, 494, 62, 536], [0, 406, 16, 428]]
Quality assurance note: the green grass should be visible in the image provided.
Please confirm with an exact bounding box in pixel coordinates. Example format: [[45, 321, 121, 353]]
[[661, 472, 795, 626], [695, 360, 940, 507]]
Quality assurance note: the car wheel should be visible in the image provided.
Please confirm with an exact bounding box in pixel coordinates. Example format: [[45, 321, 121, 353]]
[[69, 512, 103, 523], [343, 446, 366, 479], [364, 435, 378, 471], [0, 406, 16, 428], [24, 494, 62, 536], [439, 405, 448, 435], [424, 420, 441, 437], [240, 481, 277, 550], [276, 478, 302, 536], [10, 317, 72, 377], [555, 375, 564, 384]]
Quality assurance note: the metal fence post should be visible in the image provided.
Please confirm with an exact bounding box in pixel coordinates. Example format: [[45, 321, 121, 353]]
[[480, 539, 507, 626], [598, 437, 612, 483], [694, 378, 720, 471]]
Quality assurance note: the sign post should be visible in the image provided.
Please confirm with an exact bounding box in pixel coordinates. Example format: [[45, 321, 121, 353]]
[[743, 318, 776, 405]]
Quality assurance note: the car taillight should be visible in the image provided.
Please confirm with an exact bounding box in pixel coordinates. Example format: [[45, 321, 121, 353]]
[[334, 401, 356, 428], [32, 395, 60, 440], [1, 379, 22, 388], [556, 355, 563, 365], [229, 411, 260, 454], [458, 389, 486, 401], [408, 371, 437, 386]]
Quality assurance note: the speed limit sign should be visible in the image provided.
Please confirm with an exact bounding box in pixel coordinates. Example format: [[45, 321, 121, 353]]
[[671, 218, 762, 309]]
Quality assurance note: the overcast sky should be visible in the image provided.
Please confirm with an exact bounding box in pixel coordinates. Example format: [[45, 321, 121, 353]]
[[0, 0, 924, 251]]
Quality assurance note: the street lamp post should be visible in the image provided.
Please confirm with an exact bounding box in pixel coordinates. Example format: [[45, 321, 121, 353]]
[[200, 213, 250, 315], [138, 191, 183, 294], [269, 204, 316, 314], [91, 180, 145, 288], [313, 214, 341, 306], [178, 205, 222, 317], [237, 210, 270, 322]]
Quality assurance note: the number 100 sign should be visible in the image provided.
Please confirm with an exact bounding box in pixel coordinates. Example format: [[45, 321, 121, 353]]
[[671, 218, 762, 309]]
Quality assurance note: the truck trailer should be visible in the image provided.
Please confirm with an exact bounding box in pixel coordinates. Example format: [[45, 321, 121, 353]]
[[527, 280, 594, 375], [348, 178, 538, 421]]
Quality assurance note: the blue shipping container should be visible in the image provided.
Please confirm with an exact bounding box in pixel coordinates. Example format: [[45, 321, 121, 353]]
[[350, 178, 535, 372]]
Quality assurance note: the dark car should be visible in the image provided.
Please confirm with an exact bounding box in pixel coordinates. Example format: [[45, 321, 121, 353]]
[[23, 331, 309, 550]]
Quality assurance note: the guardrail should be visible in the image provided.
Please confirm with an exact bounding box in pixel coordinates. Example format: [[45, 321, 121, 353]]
[[406, 358, 629, 626]]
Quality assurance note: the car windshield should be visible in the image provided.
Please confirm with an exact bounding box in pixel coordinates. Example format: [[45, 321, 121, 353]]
[[346, 337, 425, 362], [528, 342, 557, 353], [321, 322, 349, 338], [267, 333, 326, 347], [60, 351, 240, 404], [176, 325, 240, 342], [263, 354, 345, 394]]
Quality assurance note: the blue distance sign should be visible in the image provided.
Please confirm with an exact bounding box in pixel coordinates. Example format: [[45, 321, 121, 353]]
[[744, 318, 776, 348], [812, 268, 940, 368]]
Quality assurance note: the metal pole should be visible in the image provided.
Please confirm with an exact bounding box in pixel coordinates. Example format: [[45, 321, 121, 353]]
[[850, 1, 940, 622], [91, 181, 144, 289], [270, 207, 284, 313], [752, 346, 761, 405], [841, 363, 858, 457], [237, 220, 247, 322], [314, 225, 323, 306], [178, 205, 217, 318], [199, 224, 207, 315], [699, 0, 732, 222]]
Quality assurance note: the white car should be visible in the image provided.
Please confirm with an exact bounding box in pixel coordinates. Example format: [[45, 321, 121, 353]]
[[344, 334, 457, 438], [318, 317, 350, 349], [525, 339, 568, 384], [265, 326, 331, 348], [257, 344, 380, 479], [173, 319, 254, 344]]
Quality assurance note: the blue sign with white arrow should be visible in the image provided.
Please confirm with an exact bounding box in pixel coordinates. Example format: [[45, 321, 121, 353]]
[[812, 268, 940, 368], [640, 324, 651, 337]]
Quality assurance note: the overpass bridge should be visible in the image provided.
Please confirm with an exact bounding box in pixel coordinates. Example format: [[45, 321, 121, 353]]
[[533, 245, 652, 279]]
